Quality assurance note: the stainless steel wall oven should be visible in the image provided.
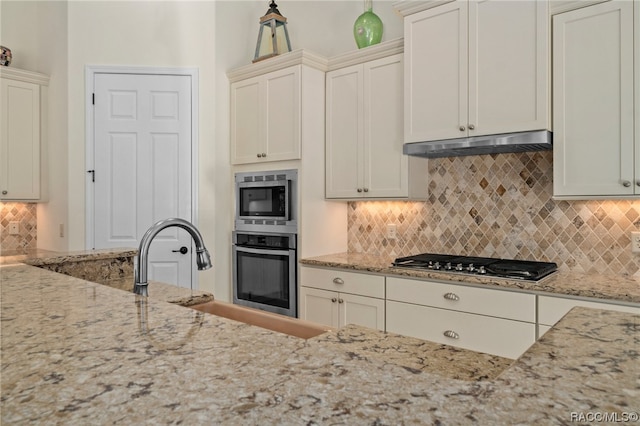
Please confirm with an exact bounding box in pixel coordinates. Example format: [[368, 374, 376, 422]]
[[232, 231, 297, 317]]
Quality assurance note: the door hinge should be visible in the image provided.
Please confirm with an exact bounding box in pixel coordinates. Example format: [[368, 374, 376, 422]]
[[87, 170, 95, 182], [92, 93, 95, 105]]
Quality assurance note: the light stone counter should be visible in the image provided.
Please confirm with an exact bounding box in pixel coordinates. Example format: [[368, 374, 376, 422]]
[[0, 247, 214, 306], [300, 252, 640, 305], [1, 263, 639, 424]]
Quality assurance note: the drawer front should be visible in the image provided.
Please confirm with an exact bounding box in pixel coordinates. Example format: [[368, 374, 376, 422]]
[[386, 300, 536, 359], [538, 295, 640, 326], [387, 276, 535, 322], [300, 266, 385, 299]]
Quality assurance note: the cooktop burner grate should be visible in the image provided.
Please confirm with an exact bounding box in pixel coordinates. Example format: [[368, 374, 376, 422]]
[[392, 253, 557, 281]]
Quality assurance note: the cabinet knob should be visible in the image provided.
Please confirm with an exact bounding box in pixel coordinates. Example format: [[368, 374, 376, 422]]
[[459, 125, 466, 131], [468, 124, 475, 130], [444, 330, 460, 339], [443, 292, 460, 301], [636, 181, 640, 187], [622, 180, 632, 187], [363, 188, 369, 193], [262, 153, 266, 158], [338, 299, 344, 304], [331, 297, 337, 303], [1, 190, 7, 195], [256, 153, 261, 158], [332, 277, 344, 285], [357, 188, 363, 193]]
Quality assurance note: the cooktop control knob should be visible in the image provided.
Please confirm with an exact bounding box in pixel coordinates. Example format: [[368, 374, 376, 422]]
[[444, 262, 452, 270], [478, 266, 487, 274], [467, 263, 475, 273], [434, 262, 441, 270], [455, 263, 464, 271]]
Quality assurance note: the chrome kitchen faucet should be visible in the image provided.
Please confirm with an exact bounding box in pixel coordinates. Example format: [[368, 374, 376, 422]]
[[134, 218, 212, 297]]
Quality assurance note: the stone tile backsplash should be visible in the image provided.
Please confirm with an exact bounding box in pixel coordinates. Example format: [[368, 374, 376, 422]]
[[0, 203, 37, 253], [348, 151, 640, 276]]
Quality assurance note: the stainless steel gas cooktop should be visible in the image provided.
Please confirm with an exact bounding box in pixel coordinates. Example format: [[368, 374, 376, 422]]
[[392, 253, 557, 282]]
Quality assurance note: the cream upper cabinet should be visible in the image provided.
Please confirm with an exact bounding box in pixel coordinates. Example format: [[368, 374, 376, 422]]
[[404, 0, 549, 143], [326, 44, 427, 200], [553, 0, 638, 198], [230, 65, 301, 165], [0, 68, 49, 202]]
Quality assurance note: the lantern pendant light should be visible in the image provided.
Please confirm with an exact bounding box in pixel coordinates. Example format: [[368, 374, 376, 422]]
[[253, 0, 292, 63]]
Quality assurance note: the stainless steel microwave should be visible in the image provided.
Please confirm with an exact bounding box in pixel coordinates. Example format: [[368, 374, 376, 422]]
[[235, 169, 298, 233]]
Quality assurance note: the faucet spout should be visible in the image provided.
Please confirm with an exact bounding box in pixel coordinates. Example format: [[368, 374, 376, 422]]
[[134, 218, 212, 296]]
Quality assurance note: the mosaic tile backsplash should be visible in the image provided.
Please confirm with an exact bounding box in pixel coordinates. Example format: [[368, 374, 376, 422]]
[[0, 203, 37, 253], [348, 151, 640, 276]]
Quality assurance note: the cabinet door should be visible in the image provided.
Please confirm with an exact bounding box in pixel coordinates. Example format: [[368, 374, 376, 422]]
[[0, 78, 40, 200], [230, 76, 262, 165], [553, 1, 635, 197], [386, 300, 535, 359], [263, 66, 301, 162], [468, 0, 548, 136], [404, 1, 467, 143], [339, 292, 385, 331], [363, 54, 408, 198], [325, 65, 363, 198], [299, 286, 339, 328]]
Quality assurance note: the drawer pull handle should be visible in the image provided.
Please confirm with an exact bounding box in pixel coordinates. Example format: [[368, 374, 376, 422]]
[[331, 298, 337, 303], [443, 292, 460, 301], [444, 330, 459, 339], [333, 277, 344, 285]]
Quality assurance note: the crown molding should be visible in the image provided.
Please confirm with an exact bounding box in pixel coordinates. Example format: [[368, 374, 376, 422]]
[[227, 49, 329, 82], [0, 67, 50, 85]]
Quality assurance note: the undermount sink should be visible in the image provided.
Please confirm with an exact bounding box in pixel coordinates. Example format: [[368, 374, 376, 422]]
[[189, 300, 332, 339]]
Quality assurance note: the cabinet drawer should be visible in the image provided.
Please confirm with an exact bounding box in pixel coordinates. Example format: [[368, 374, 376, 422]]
[[386, 300, 535, 359], [300, 267, 384, 299], [538, 295, 640, 326], [386, 277, 535, 322]]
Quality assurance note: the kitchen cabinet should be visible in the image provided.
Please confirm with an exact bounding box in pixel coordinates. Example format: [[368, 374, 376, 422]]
[[386, 276, 536, 359], [537, 295, 640, 337], [299, 266, 385, 330], [403, 0, 548, 143], [325, 41, 427, 199], [0, 67, 49, 201], [552, 1, 639, 198], [230, 66, 300, 165]]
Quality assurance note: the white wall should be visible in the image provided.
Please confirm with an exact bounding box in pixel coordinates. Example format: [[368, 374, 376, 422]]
[[2, 0, 403, 302], [0, 1, 69, 252]]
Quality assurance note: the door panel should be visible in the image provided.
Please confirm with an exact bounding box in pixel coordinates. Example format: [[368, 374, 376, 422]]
[[93, 73, 193, 288]]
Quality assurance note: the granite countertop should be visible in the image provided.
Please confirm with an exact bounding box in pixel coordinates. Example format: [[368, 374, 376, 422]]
[[1, 263, 638, 424], [300, 252, 640, 305], [0, 247, 214, 306]]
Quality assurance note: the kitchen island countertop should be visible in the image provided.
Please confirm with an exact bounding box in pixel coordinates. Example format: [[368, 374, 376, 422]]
[[1, 262, 638, 424]]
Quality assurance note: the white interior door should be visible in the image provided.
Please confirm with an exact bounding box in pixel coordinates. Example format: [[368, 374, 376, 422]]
[[92, 72, 194, 288]]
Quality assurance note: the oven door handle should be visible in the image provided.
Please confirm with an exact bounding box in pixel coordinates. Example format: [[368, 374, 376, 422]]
[[234, 246, 293, 256]]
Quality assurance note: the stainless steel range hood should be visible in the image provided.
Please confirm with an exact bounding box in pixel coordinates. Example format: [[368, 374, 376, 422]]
[[403, 130, 552, 159]]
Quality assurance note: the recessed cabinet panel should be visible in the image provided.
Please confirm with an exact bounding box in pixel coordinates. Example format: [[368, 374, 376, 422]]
[[231, 79, 261, 164], [553, 1, 635, 197], [264, 69, 300, 162]]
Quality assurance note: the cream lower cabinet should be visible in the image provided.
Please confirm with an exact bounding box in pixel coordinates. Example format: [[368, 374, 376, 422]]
[[553, 1, 638, 198], [0, 68, 49, 201], [537, 295, 640, 338], [386, 277, 536, 359], [299, 266, 385, 331]]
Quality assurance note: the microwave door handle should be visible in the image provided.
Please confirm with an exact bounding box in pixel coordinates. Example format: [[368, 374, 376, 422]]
[[235, 246, 293, 256]]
